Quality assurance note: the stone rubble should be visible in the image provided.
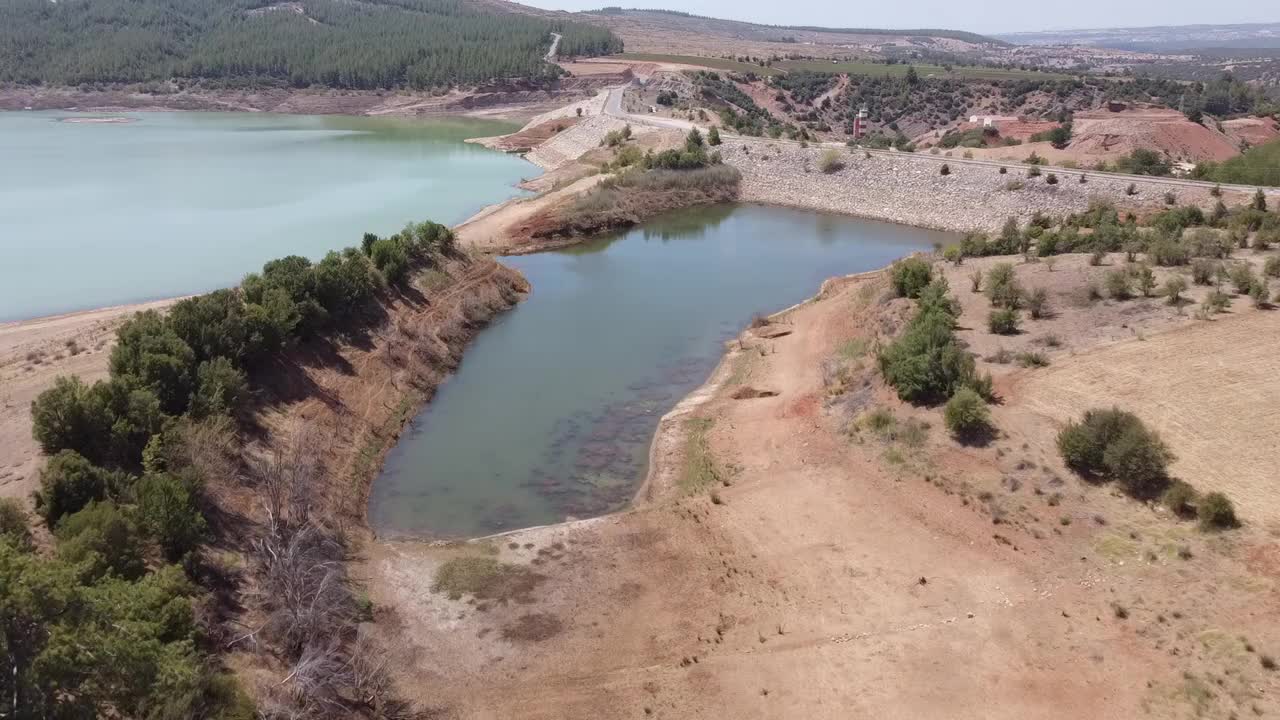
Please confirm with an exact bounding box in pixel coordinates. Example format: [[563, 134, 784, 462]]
[[723, 139, 1268, 233]]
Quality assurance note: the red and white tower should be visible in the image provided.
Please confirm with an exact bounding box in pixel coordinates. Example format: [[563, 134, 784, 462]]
[[853, 106, 868, 139]]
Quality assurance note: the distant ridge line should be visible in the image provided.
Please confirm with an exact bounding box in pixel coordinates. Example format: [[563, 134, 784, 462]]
[[584, 7, 1007, 45]]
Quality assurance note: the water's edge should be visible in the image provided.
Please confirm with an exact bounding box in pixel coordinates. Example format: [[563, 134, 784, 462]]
[[388, 263, 897, 545]]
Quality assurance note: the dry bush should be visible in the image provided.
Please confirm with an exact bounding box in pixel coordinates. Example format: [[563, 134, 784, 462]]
[[243, 427, 427, 718], [817, 149, 845, 174]]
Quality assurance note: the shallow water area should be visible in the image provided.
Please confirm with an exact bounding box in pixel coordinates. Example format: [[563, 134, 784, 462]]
[[371, 203, 952, 538], [0, 111, 527, 321]]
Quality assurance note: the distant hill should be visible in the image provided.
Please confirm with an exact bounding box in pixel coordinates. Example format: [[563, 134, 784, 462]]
[[576, 7, 1006, 60], [587, 8, 1004, 46], [0, 0, 621, 89], [997, 22, 1280, 52]]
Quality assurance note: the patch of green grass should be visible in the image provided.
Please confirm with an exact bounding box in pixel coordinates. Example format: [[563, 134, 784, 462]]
[[775, 59, 1070, 81], [837, 337, 870, 360], [432, 556, 542, 603], [1195, 136, 1280, 186], [1093, 533, 1140, 563], [727, 348, 760, 386], [859, 408, 930, 449], [681, 417, 723, 493], [612, 53, 781, 76]]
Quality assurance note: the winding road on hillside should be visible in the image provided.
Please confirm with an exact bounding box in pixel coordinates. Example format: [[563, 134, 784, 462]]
[[600, 84, 1273, 195]]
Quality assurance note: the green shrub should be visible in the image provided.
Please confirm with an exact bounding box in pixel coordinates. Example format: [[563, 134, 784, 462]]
[[878, 282, 977, 405], [1057, 408, 1171, 498], [890, 257, 933, 299], [1191, 258, 1217, 285], [1135, 264, 1156, 297], [1203, 289, 1231, 314], [55, 500, 146, 580], [984, 262, 1021, 308], [1149, 238, 1188, 267], [31, 376, 110, 462], [1161, 480, 1198, 518], [1185, 227, 1229, 259], [1103, 423, 1174, 498], [188, 357, 248, 419], [943, 387, 992, 442], [1015, 350, 1049, 368], [942, 245, 963, 265], [36, 450, 130, 525], [1229, 263, 1257, 294], [135, 472, 207, 561], [1266, 257, 1280, 278], [168, 290, 249, 364], [0, 498, 32, 551], [1026, 287, 1049, 319], [1251, 280, 1270, 307], [369, 237, 410, 285], [707, 126, 721, 145], [987, 308, 1020, 335], [1163, 275, 1188, 305], [243, 255, 329, 337], [110, 311, 196, 414], [1104, 269, 1132, 300], [313, 248, 377, 316], [1198, 491, 1239, 530], [242, 286, 301, 357]]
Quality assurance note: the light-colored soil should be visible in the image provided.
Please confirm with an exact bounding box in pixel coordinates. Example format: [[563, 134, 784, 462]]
[[1221, 117, 1280, 148], [0, 298, 179, 505], [453, 174, 609, 252], [472, 116, 583, 153], [0, 81, 616, 122], [367, 252, 1280, 719], [1017, 311, 1280, 526], [968, 108, 1250, 166]]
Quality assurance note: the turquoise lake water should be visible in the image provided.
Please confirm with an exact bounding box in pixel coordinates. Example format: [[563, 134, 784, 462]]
[[0, 111, 527, 321]]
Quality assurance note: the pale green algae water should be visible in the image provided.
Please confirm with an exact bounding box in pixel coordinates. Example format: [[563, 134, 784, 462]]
[[0, 111, 527, 321]]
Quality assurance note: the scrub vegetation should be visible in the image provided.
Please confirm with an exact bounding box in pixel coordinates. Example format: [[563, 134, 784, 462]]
[[12, 216, 466, 717]]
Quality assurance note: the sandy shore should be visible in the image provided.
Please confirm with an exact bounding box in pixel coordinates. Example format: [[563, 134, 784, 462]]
[[0, 297, 181, 502]]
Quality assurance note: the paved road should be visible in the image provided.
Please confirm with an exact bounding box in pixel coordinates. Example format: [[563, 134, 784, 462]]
[[601, 84, 1273, 195]]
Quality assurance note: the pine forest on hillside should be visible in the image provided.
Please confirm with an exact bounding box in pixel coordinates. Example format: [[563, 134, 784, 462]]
[[0, 0, 622, 89]]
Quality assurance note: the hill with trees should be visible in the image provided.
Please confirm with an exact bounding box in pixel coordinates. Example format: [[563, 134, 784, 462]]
[[0, 0, 621, 89]]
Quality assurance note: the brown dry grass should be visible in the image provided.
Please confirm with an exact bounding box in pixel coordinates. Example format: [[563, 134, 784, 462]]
[[1017, 309, 1280, 525]]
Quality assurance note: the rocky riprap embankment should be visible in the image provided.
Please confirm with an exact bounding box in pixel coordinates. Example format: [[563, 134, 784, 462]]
[[721, 140, 1244, 233], [525, 114, 631, 170]]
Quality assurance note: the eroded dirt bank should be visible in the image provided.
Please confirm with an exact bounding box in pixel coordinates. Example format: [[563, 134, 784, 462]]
[[366, 254, 1280, 719]]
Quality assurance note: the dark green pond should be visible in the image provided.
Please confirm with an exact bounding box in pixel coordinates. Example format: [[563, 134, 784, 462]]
[[370, 204, 950, 538]]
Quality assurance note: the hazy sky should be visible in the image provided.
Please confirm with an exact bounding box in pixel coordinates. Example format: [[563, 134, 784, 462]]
[[520, 0, 1276, 35]]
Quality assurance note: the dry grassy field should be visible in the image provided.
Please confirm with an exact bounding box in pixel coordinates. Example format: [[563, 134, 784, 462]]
[[1019, 310, 1280, 527]]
